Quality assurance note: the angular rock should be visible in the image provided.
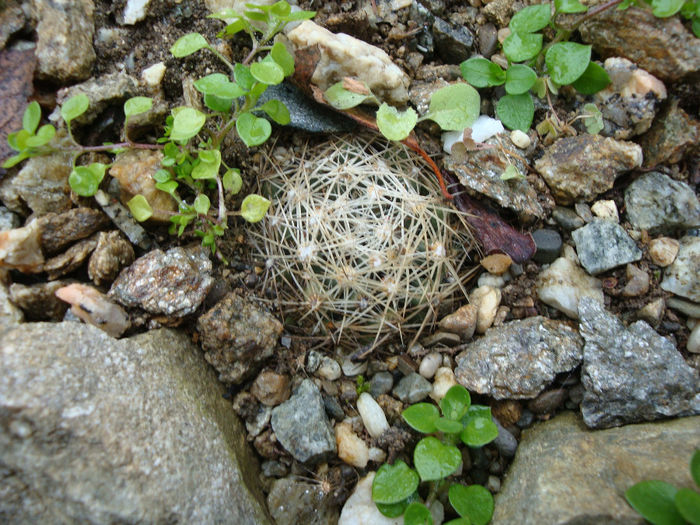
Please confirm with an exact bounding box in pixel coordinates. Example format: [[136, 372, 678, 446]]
[[250, 370, 291, 407], [492, 412, 700, 525], [661, 236, 700, 303], [0, 323, 271, 523], [87, 230, 135, 285], [197, 292, 282, 384], [43, 234, 98, 280], [9, 280, 70, 321], [624, 171, 700, 234], [109, 247, 213, 317], [267, 476, 340, 525], [439, 303, 477, 340], [336, 421, 369, 468], [535, 135, 642, 205], [119, 0, 151, 24], [271, 379, 336, 463], [0, 206, 20, 231], [579, 6, 700, 81], [432, 16, 474, 64], [393, 372, 433, 404], [621, 264, 649, 297], [0, 281, 23, 333], [455, 317, 583, 399], [37, 207, 110, 255], [572, 219, 642, 275], [55, 283, 130, 338], [579, 298, 700, 428], [536, 257, 603, 319], [640, 99, 700, 167], [531, 228, 562, 264], [0, 221, 44, 272]]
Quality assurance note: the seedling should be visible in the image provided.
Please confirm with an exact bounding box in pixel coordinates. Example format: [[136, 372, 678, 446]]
[[371, 385, 498, 524]]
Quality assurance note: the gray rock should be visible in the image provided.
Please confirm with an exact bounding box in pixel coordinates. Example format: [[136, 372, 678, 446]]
[[271, 379, 336, 463], [369, 371, 394, 397], [393, 372, 433, 404], [0, 0, 27, 51], [640, 99, 700, 167], [32, 0, 96, 82], [572, 219, 642, 275], [551, 206, 584, 231], [9, 280, 69, 321], [0, 323, 271, 524], [477, 23, 498, 58], [109, 247, 213, 317], [455, 317, 583, 399], [87, 231, 135, 286], [535, 135, 642, 205], [624, 171, 700, 234], [432, 17, 474, 64], [531, 229, 562, 264], [197, 292, 282, 384], [579, 298, 700, 429], [492, 418, 518, 458], [661, 236, 700, 303], [492, 411, 700, 525], [267, 476, 340, 525], [0, 282, 23, 334], [0, 206, 20, 231]]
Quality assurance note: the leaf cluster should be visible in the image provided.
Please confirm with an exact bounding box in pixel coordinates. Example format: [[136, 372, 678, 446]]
[[371, 385, 498, 524]]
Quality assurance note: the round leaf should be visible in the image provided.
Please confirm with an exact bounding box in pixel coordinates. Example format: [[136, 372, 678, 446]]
[[194, 73, 246, 99], [127, 195, 154, 222], [449, 484, 494, 525], [440, 385, 471, 421], [502, 32, 543, 63], [223, 169, 243, 194], [435, 417, 464, 434], [426, 83, 480, 131], [194, 194, 211, 215], [461, 405, 499, 447], [376, 491, 420, 518], [61, 94, 90, 123], [192, 149, 221, 180], [505, 64, 538, 95], [204, 94, 234, 113], [414, 437, 461, 482], [170, 107, 206, 142], [372, 460, 420, 504], [691, 449, 700, 487], [460, 58, 506, 88], [23, 101, 41, 134], [234, 64, 256, 91], [572, 61, 611, 95], [402, 403, 440, 434], [545, 42, 591, 85], [582, 103, 604, 135], [236, 112, 272, 147], [675, 488, 700, 525], [171, 33, 208, 57], [625, 481, 685, 525], [270, 41, 295, 77], [124, 96, 153, 118], [404, 502, 433, 525], [25, 125, 56, 148], [68, 164, 105, 197], [240, 194, 270, 223], [324, 82, 371, 110], [376, 103, 417, 141], [496, 93, 534, 131], [250, 59, 285, 85], [260, 99, 291, 125], [651, 0, 685, 17], [554, 0, 588, 14], [509, 4, 551, 33]]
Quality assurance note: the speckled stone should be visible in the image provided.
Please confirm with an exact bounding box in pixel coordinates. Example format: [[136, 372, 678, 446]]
[[661, 236, 700, 302], [572, 220, 642, 275], [267, 477, 339, 525], [393, 373, 433, 404]]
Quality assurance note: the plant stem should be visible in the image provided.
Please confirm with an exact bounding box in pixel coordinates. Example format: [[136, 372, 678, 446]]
[[68, 142, 163, 153], [425, 481, 439, 507], [207, 45, 237, 73]]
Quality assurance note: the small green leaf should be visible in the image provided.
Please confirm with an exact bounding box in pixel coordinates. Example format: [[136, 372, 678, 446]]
[[153, 169, 171, 183], [156, 180, 179, 194], [509, 4, 551, 33], [69, 163, 106, 197], [250, 58, 285, 85], [443, 519, 472, 525], [691, 449, 700, 487], [171, 33, 208, 57], [280, 9, 316, 21], [244, 8, 269, 22], [460, 57, 506, 88], [127, 195, 154, 222], [505, 64, 538, 95], [435, 417, 464, 434], [572, 61, 611, 94], [270, 41, 295, 77], [234, 64, 256, 91], [545, 42, 591, 85], [170, 107, 206, 142], [269, 0, 292, 17], [650, 0, 685, 17], [554, 0, 588, 13], [376, 492, 420, 518], [61, 94, 90, 123], [204, 94, 234, 113], [23, 101, 41, 134], [426, 83, 480, 131], [532, 77, 547, 98], [626, 481, 686, 525], [223, 169, 243, 194], [449, 484, 494, 525], [402, 403, 440, 434], [675, 488, 700, 525], [502, 32, 543, 63], [461, 405, 499, 447], [217, 17, 248, 36], [414, 437, 461, 482], [372, 460, 420, 505], [236, 112, 272, 147], [404, 502, 433, 525], [25, 125, 56, 148], [240, 194, 270, 222], [376, 103, 418, 141], [693, 18, 700, 38], [194, 194, 211, 215], [496, 93, 535, 131], [259, 99, 291, 125], [501, 164, 525, 180], [440, 385, 471, 421], [324, 82, 372, 110], [582, 103, 604, 134], [195, 73, 247, 99], [2, 152, 30, 169], [192, 149, 221, 180], [124, 96, 153, 118]]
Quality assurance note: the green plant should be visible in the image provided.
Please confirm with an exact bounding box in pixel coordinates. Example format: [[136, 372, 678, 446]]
[[625, 449, 700, 525], [620, 0, 700, 35], [371, 385, 499, 524]]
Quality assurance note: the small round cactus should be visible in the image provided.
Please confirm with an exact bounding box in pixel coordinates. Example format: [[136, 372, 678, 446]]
[[249, 135, 476, 349]]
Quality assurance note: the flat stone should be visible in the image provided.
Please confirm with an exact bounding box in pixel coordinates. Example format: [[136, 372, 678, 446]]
[[572, 219, 642, 275], [552, 206, 584, 231], [267, 476, 339, 525], [455, 317, 583, 399], [536, 257, 604, 319], [37, 207, 110, 255], [492, 412, 700, 524], [87, 231, 135, 285], [0, 323, 271, 523], [579, 298, 700, 429], [531, 229, 562, 264], [43, 234, 98, 280], [661, 236, 700, 302], [393, 372, 433, 404], [271, 379, 336, 463], [640, 99, 700, 167]]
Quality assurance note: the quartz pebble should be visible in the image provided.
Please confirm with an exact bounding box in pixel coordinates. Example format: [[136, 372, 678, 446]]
[[335, 421, 369, 468], [439, 304, 478, 340], [477, 273, 507, 289], [357, 392, 389, 439], [339, 472, 402, 525], [591, 200, 619, 222], [430, 367, 458, 402], [510, 129, 531, 149], [55, 283, 130, 338], [419, 352, 442, 379], [470, 285, 501, 334], [661, 236, 700, 302], [648, 237, 680, 267], [687, 324, 700, 353]]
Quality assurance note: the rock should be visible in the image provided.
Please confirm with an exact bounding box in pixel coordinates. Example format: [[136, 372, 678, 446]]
[[455, 317, 583, 399], [338, 472, 402, 525], [661, 236, 700, 302], [37, 207, 110, 255], [271, 379, 336, 463], [492, 418, 518, 458], [491, 400, 522, 428], [535, 135, 642, 205], [432, 16, 474, 63], [593, 57, 666, 140], [648, 236, 680, 267], [667, 297, 700, 319], [477, 272, 507, 289], [579, 6, 700, 81], [0, 221, 44, 272], [9, 280, 69, 321], [430, 366, 458, 401], [480, 253, 512, 275], [510, 129, 530, 149], [552, 206, 585, 231], [393, 372, 433, 404], [286, 21, 410, 106], [688, 324, 700, 354], [369, 371, 394, 397], [624, 171, 700, 234], [418, 352, 442, 379], [110, 247, 213, 317], [0, 0, 26, 51], [590, 199, 619, 222], [531, 229, 562, 264], [527, 388, 568, 414], [32, 0, 95, 82], [477, 23, 498, 58], [640, 99, 700, 167], [438, 303, 477, 340], [245, 405, 271, 438], [93, 189, 152, 251], [317, 356, 342, 381], [0, 323, 271, 523], [336, 421, 369, 468], [323, 394, 345, 421], [119, 0, 151, 24], [342, 356, 367, 377], [492, 412, 700, 525], [55, 283, 130, 337], [622, 264, 650, 297], [636, 297, 666, 327], [579, 298, 700, 428], [0, 282, 23, 333], [197, 292, 282, 384], [0, 206, 20, 231], [536, 257, 604, 319], [109, 150, 176, 222], [250, 370, 291, 407], [43, 234, 98, 280], [470, 285, 501, 334], [572, 219, 642, 275], [267, 476, 339, 525], [357, 392, 389, 439], [87, 231, 135, 285]]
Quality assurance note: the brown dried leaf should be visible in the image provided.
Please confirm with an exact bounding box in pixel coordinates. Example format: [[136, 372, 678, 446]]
[[342, 77, 370, 95], [290, 45, 321, 98]]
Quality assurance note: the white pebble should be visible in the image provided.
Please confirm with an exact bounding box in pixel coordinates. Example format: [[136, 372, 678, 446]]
[[470, 285, 501, 334], [141, 62, 166, 88], [687, 323, 700, 354], [419, 352, 442, 379], [357, 393, 389, 438], [368, 447, 387, 464], [591, 200, 619, 222], [430, 367, 458, 402], [510, 129, 531, 149], [316, 356, 342, 381], [648, 237, 680, 267], [342, 356, 368, 377], [339, 473, 402, 525], [336, 421, 369, 468], [536, 257, 603, 319]]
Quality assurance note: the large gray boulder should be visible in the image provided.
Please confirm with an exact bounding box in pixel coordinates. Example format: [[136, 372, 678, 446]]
[[0, 323, 271, 524]]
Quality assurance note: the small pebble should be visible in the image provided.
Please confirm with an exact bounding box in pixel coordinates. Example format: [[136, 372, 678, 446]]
[[510, 129, 531, 149], [516, 409, 534, 428], [487, 475, 501, 493], [339, 380, 358, 403], [591, 200, 619, 222], [306, 350, 322, 373], [342, 356, 367, 377], [574, 202, 594, 223], [667, 297, 700, 318], [316, 356, 341, 381], [527, 388, 568, 414], [419, 352, 442, 379], [439, 304, 477, 340], [430, 367, 458, 402], [393, 373, 433, 404], [490, 400, 522, 427], [368, 447, 386, 464], [335, 421, 369, 468], [250, 370, 291, 406], [369, 371, 394, 397], [477, 273, 507, 289], [480, 253, 512, 275], [687, 323, 700, 354], [552, 206, 585, 231], [470, 285, 501, 334], [357, 392, 390, 438], [323, 394, 345, 421], [622, 264, 650, 297], [421, 331, 461, 346], [492, 418, 518, 458], [532, 229, 563, 264], [648, 237, 680, 267], [261, 460, 288, 478]]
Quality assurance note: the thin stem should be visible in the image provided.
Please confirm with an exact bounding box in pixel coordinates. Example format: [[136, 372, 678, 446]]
[[216, 174, 226, 222], [206, 45, 236, 73], [425, 481, 439, 507], [67, 142, 163, 153]]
